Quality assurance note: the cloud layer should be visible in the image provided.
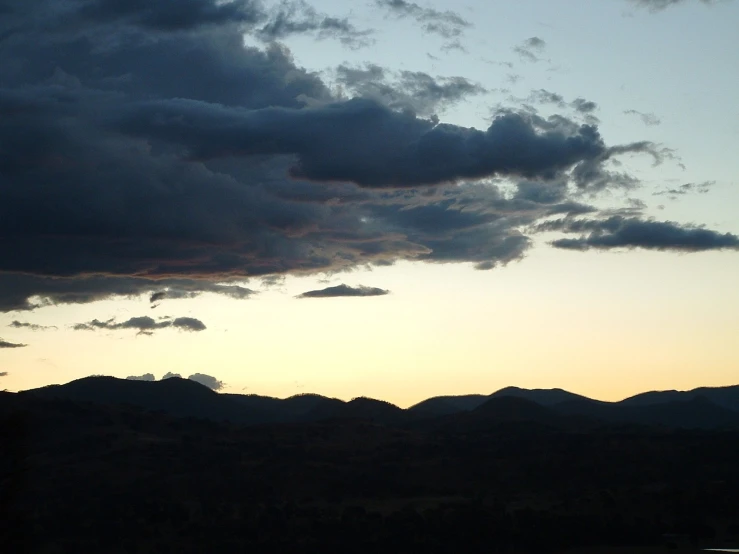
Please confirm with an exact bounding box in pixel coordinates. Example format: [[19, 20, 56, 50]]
[[0, 0, 732, 315]]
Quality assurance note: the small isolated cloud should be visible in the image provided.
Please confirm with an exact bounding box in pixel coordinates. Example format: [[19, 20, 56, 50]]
[[149, 284, 255, 307], [654, 180, 715, 197], [514, 37, 547, 63], [0, 338, 26, 348], [297, 284, 390, 298], [627, 0, 719, 12], [171, 317, 207, 332], [188, 373, 224, 391], [9, 321, 56, 331], [376, 0, 471, 39], [258, 0, 374, 49], [126, 373, 156, 381], [0, 372, 8, 377], [73, 316, 206, 335], [163, 372, 182, 379], [571, 98, 598, 114], [624, 109, 661, 126], [541, 217, 739, 252]]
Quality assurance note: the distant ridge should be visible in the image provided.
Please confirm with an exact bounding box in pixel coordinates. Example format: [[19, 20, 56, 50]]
[[620, 384, 739, 411], [18, 376, 739, 430], [488, 386, 593, 406]]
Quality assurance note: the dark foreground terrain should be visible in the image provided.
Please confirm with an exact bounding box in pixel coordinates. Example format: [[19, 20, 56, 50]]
[[2, 378, 739, 553]]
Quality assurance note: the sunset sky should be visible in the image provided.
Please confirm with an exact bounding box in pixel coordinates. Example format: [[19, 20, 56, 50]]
[[1, 0, 737, 406]]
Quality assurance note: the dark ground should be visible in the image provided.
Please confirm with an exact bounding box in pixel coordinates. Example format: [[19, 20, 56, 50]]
[[2, 390, 739, 553]]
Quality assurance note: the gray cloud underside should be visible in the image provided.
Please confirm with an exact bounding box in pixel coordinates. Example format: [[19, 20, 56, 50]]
[[375, 0, 470, 38], [73, 315, 207, 334], [0, 0, 730, 313], [297, 284, 390, 298], [256, 0, 373, 48], [539, 217, 739, 251], [0, 338, 26, 348], [335, 64, 486, 117]]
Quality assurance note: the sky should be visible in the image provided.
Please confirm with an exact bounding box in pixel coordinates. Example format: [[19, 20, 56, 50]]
[[1, 0, 738, 406]]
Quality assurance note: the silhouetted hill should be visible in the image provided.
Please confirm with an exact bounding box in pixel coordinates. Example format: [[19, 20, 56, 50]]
[[222, 392, 340, 422], [555, 396, 739, 429], [621, 384, 739, 411], [4, 389, 739, 553], [22, 376, 267, 424], [306, 396, 408, 425], [431, 396, 598, 434], [490, 386, 592, 406], [18, 377, 739, 430], [408, 394, 488, 416]]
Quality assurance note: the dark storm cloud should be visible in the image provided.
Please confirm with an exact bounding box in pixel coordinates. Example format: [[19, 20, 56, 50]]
[[540, 217, 739, 251], [335, 64, 486, 116], [375, 0, 471, 39], [514, 37, 547, 63], [126, 373, 156, 381], [0, 338, 26, 348], [624, 109, 661, 126], [627, 0, 721, 12], [72, 0, 263, 31], [0, 0, 721, 314], [257, 0, 373, 48], [297, 284, 390, 298], [187, 372, 224, 390], [0, 275, 254, 313], [653, 181, 715, 197], [116, 98, 608, 187], [9, 320, 56, 331], [73, 315, 206, 334]]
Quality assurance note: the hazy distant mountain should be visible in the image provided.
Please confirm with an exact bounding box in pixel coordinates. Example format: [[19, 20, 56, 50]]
[[620, 384, 739, 411]]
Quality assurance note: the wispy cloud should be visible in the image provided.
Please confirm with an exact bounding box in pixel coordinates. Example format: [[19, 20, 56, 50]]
[[376, 0, 471, 39], [73, 316, 207, 335], [9, 320, 57, 331], [624, 109, 661, 126]]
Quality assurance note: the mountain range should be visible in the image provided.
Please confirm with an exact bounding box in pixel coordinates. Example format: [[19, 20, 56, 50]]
[[16, 377, 739, 430]]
